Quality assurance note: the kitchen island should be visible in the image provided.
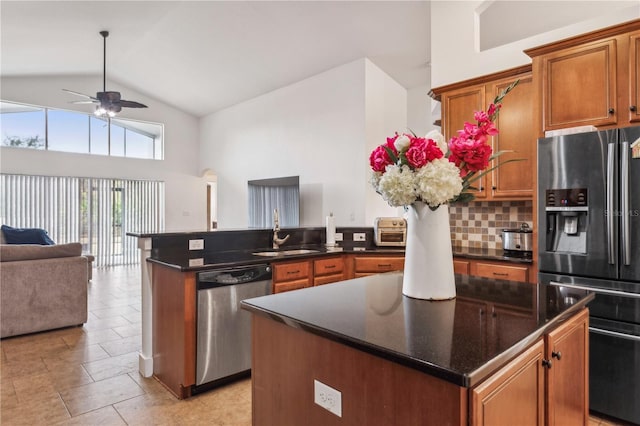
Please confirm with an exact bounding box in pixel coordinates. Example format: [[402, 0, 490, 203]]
[[241, 272, 593, 426]]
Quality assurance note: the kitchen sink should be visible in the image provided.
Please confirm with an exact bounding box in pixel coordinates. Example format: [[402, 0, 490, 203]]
[[252, 249, 320, 257]]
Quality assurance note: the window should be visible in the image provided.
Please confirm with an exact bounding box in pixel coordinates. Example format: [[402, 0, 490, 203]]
[[0, 100, 163, 159], [1, 174, 165, 267]]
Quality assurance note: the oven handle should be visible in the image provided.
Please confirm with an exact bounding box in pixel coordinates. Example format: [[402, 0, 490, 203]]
[[589, 326, 640, 342], [549, 281, 640, 299]]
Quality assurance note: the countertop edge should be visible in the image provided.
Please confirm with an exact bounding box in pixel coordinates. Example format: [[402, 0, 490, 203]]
[[241, 292, 595, 389]]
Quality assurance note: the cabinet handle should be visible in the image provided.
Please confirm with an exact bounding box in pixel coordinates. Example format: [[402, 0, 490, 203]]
[[631, 106, 637, 112], [492, 186, 497, 190], [378, 264, 391, 268], [493, 272, 509, 276], [552, 351, 562, 360], [325, 265, 336, 269], [286, 270, 300, 275], [479, 186, 484, 191], [542, 359, 552, 369], [608, 108, 615, 114]]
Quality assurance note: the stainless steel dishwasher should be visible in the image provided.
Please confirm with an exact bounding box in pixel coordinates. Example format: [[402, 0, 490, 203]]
[[195, 263, 272, 390]]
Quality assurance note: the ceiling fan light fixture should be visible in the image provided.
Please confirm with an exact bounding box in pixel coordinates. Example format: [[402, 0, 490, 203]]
[[94, 106, 107, 117]]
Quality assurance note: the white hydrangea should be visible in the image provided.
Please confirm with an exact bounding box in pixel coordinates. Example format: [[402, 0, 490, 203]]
[[414, 158, 463, 208], [425, 129, 448, 154], [369, 171, 382, 190], [377, 164, 416, 207]]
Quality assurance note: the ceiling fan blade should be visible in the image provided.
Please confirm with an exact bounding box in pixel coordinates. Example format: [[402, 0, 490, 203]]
[[62, 89, 98, 101], [70, 100, 100, 105], [120, 100, 148, 108]]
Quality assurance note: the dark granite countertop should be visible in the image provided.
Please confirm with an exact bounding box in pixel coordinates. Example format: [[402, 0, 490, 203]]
[[241, 272, 593, 388], [148, 245, 531, 271], [147, 245, 406, 271]]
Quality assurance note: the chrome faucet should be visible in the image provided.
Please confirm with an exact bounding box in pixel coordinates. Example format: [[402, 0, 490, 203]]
[[272, 208, 290, 249]]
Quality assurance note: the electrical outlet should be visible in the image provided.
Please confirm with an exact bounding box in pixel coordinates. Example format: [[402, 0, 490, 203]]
[[314, 380, 342, 417], [188, 239, 204, 250], [335, 233, 343, 242], [353, 233, 366, 241], [188, 258, 204, 267]]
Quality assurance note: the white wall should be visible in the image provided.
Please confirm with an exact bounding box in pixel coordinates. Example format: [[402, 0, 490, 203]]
[[200, 58, 408, 229], [0, 75, 204, 231], [431, 1, 640, 87]]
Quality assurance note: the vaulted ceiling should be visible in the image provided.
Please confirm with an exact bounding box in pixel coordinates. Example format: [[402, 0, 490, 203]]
[[0, 1, 430, 117]]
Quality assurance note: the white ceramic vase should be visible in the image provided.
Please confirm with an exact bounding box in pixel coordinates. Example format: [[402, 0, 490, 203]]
[[402, 202, 456, 300]]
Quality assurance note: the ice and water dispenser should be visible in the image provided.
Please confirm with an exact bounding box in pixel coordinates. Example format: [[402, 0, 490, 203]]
[[544, 188, 588, 254]]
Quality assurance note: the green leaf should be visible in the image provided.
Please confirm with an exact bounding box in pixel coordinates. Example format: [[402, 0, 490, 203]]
[[383, 146, 398, 164]]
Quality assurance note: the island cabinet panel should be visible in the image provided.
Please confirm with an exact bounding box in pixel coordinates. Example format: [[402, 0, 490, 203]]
[[545, 308, 589, 426], [352, 255, 405, 278], [151, 263, 196, 399], [272, 259, 312, 294], [313, 256, 346, 286], [251, 314, 468, 426], [470, 339, 545, 426]]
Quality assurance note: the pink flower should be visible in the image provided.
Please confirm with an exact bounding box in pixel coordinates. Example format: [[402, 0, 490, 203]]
[[487, 103, 501, 120], [448, 136, 493, 176], [405, 137, 443, 168], [369, 144, 394, 172]]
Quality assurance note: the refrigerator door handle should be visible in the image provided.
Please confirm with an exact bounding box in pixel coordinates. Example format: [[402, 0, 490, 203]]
[[607, 142, 616, 265], [589, 326, 640, 342], [621, 141, 630, 265], [549, 281, 640, 299]]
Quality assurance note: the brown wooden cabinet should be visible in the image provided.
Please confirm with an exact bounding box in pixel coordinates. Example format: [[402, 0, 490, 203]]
[[525, 20, 640, 131], [470, 308, 589, 426], [352, 255, 405, 278], [545, 308, 589, 426], [313, 256, 345, 286], [471, 339, 545, 426], [454, 256, 532, 283], [431, 65, 535, 200], [272, 259, 311, 294]]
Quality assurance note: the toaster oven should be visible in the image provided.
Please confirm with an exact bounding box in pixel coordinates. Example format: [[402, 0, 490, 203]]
[[374, 217, 407, 246]]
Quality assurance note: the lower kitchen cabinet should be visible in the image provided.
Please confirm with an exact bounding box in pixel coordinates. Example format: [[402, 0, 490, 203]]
[[313, 256, 345, 286], [272, 259, 311, 294], [470, 308, 589, 426], [454, 256, 532, 283], [351, 255, 405, 278]]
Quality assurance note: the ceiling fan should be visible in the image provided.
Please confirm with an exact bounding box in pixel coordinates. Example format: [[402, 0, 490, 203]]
[[63, 31, 147, 118]]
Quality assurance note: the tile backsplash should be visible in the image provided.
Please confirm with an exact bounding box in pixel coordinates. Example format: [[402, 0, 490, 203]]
[[449, 201, 533, 249]]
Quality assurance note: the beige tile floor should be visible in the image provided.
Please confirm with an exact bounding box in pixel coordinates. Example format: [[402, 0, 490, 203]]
[[0, 265, 629, 426], [1, 265, 250, 425]]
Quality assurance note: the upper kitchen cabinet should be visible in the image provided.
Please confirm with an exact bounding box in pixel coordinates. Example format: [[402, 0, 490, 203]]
[[525, 19, 640, 132], [431, 65, 534, 201]]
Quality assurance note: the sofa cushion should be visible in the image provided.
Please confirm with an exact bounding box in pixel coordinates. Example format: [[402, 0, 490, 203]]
[[0, 242, 82, 262], [1, 225, 55, 245]]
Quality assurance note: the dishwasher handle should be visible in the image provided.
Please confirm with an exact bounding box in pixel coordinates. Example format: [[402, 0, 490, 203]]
[[197, 264, 272, 289]]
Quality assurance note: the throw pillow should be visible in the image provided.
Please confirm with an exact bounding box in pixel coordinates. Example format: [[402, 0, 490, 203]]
[[1, 225, 55, 245]]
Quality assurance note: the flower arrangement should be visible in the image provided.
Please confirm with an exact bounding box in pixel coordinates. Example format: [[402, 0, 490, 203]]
[[369, 80, 519, 210]]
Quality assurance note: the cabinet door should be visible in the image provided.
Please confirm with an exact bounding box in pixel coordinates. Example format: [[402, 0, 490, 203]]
[[489, 73, 534, 199], [453, 259, 470, 275], [470, 339, 545, 426], [630, 32, 640, 123], [473, 262, 529, 283], [273, 261, 310, 282], [314, 256, 344, 277], [545, 308, 589, 426], [353, 256, 405, 274], [542, 39, 617, 130], [273, 278, 310, 294], [441, 84, 488, 199]]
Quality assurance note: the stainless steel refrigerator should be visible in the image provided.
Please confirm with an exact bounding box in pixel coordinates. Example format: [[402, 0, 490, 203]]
[[538, 126, 640, 425]]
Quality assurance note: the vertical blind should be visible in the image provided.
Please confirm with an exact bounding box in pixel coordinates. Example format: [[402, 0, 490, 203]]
[[1, 174, 164, 267]]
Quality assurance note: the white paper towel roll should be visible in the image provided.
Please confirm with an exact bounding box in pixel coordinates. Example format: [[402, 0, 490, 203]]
[[326, 212, 336, 247]]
